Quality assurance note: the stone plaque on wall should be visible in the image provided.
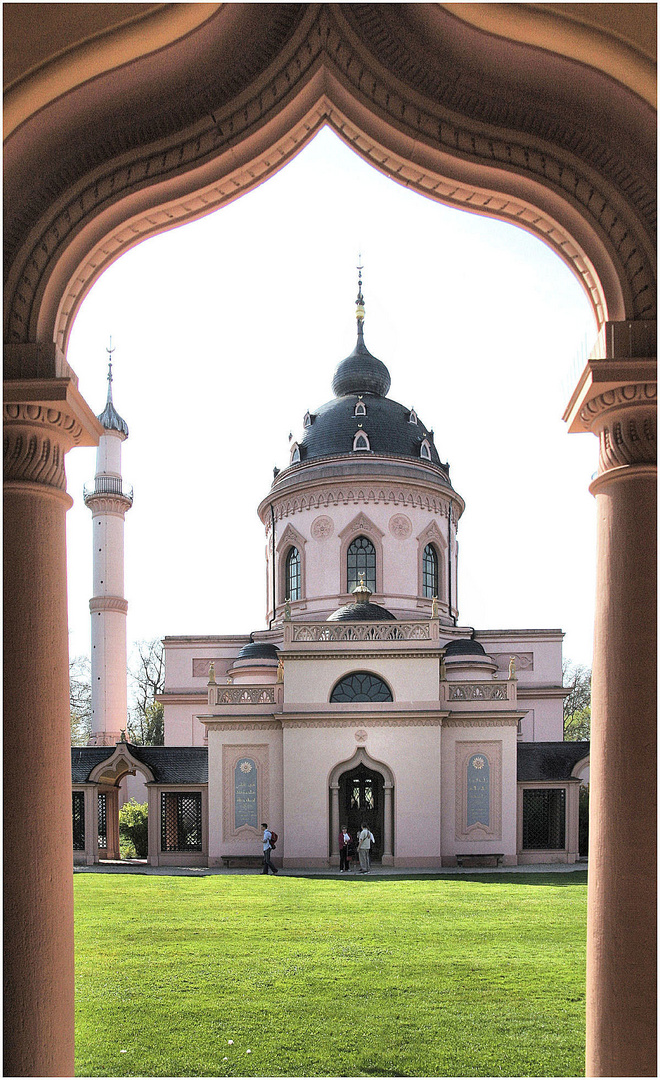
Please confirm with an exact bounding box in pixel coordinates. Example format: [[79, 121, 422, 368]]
[[234, 758, 258, 829], [466, 754, 490, 828], [222, 744, 269, 839], [455, 741, 502, 841]]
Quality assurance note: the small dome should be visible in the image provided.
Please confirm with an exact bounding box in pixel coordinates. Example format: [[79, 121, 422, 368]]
[[444, 638, 487, 656], [235, 642, 280, 663], [327, 601, 397, 622], [331, 325, 391, 398]]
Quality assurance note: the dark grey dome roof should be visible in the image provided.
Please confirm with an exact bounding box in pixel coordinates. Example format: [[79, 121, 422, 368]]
[[444, 638, 487, 656], [97, 398, 129, 437], [328, 601, 397, 622], [332, 323, 391, 397], [299, 393, 442, 466], [235, 642, 280, 662]]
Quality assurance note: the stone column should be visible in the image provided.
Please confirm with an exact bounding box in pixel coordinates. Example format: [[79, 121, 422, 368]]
[[382, 782, 394, 864], [4, 378, 101, 1077], [330, 783, 340, 864], [565, 343, 656, 1077]]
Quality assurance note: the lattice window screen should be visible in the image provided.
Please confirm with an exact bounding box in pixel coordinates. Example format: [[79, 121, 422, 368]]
[[97, 793, 107, 849], [72, 792, 85, 851], [161, 792, 202, 852], [522, 789, 566, 849]]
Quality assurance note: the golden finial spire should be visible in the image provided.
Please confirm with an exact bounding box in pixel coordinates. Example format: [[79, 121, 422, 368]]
[[355, 256, 365, 324], [105, 336, 115, 402]]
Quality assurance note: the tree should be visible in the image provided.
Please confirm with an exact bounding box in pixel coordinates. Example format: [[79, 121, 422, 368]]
[[70, 655, 92, 745], [118, 799, 148, 858], [563, 660, 591, 741], [128, 639, 165, 745]]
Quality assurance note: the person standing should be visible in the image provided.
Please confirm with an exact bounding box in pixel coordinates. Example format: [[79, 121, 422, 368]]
[[261, 822, 278, 875], [357, 822, 371, 873], [367, 828, 375, 871], [339, 826, 351, 872]]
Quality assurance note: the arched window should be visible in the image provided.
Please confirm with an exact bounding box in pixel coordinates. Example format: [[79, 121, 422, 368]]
[[354, 401, 366, 416], [347, 536, 376, 593], [353, 431, 370, 451], [290, 444, 300, 464], [330, 672, 393, 702], [286, 547, 301, 600], [420, 439, 431, 459], [422, 544, 439, 598], [303, 411, 312, 428], [408, 409, 418, 425]]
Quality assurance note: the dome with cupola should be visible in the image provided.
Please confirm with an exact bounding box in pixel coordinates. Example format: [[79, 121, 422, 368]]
[[282, 271, 447, 474]]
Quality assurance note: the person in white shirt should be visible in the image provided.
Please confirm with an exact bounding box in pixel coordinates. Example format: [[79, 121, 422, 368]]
[[261, 822, 278, 875], [357, 822, 371, 873]]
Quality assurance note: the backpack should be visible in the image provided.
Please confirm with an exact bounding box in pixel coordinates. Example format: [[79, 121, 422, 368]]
[[269, 831, 278, 850]]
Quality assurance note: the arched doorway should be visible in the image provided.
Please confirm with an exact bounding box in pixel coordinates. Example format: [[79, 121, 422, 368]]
[[340, 762, 384, 862], [330, 748, 394, 866], [4, 6, 655, 1077]]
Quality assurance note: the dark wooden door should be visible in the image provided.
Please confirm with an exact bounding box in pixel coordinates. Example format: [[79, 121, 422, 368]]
[[340, 763, 384, 861]]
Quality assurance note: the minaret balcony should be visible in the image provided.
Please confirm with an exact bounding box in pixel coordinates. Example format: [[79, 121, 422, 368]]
[[84, 477, 133, 505]]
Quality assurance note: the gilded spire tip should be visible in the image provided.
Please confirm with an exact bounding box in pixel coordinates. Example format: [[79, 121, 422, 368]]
[[355, 256, 365, 325]]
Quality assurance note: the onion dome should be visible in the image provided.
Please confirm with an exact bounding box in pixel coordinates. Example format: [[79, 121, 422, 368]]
[[289, 269, 446, 470], [331, 321, 391, 398], [327, 578, 397, 622], [235, 641, 280, 664], [97, 352, 129, 437]]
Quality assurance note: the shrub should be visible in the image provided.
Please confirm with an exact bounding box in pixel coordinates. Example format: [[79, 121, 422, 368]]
[[118, 799, 148, 858]]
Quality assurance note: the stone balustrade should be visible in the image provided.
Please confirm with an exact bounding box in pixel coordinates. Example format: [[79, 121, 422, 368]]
[[443, 681, 515, 703], [210, 685, 280, 706], [285, 620, 435, 643]]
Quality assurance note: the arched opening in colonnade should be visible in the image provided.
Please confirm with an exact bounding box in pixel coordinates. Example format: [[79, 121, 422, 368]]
[[4, 6, 655, 1077]]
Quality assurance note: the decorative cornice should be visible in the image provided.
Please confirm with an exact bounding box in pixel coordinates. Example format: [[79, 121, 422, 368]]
[[264, 478, 455, 524], [204, 720, 282, 731], [281, 716, 444, 728], [443, 717, 519, 727], [89, 595, 129, 614]]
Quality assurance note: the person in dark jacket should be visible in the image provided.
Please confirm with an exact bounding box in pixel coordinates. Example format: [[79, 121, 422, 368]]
[[339, 826, 351, 872], [261, 822, 278, 874]]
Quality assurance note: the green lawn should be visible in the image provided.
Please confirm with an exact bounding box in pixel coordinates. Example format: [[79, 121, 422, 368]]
[[74, 872, 587, 1077]]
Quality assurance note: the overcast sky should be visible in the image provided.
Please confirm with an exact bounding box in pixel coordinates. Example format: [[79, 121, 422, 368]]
[[65, 125, 598, 672]]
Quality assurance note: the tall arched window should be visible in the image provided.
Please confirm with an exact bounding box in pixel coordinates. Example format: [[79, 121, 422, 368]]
[[330, 672, 393, 702], [347, 536, 376, 593], [422, 544, 439, 598], [285, 547, 301, 600]]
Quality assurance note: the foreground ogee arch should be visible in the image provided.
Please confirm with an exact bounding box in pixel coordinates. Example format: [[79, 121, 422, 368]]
[[4, 5, 656, 1075]]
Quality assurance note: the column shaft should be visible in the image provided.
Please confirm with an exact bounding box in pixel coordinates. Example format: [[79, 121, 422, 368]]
[[4, 484, 75, 1077], [382, 783, 393, 864], [330, 784, 339, 862], [586, 465, 657, 1076]]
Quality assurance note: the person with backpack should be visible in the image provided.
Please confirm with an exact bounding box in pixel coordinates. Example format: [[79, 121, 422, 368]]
[[338, 825, 352, 872], [261, 822, 278, 875]]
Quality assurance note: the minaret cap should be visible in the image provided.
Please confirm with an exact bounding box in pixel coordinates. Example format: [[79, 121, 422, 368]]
[[331, 265, 391, 398], [97, 340, 129, 437]]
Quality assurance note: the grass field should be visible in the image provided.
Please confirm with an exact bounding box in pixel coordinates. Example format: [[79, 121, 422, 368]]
[[74, 871, 587, 1077]]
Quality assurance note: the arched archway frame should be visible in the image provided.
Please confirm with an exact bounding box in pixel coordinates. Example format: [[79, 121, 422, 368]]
[[329, 745, 395, 865], [4, 5, 655, 1077]]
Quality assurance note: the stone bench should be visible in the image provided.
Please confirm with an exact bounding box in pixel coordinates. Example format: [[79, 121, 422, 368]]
[[455, 853, 505, 868], [220, 855, 264, 869]]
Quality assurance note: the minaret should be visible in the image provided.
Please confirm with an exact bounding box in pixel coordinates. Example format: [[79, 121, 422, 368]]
[[84, 345, 133, 746]]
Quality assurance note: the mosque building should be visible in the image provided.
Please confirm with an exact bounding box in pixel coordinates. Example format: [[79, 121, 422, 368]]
[[72, 277, 589, 868]]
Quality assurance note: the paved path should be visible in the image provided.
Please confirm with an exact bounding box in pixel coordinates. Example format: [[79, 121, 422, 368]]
[[75, 859, 587, 878]]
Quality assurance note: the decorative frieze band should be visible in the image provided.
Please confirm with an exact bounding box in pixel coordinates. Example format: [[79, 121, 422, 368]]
[[447, 683, 510, 702], [290, 621, 432, 643], [84, 494, 133, 517], [269, 482, 452, 523], [214, 687, 276, 705], [281, 717, 444, 728], [490, 652, 533, 672], [443, 718, 519, 727], [89, 596, 129, 614], [204, 721, 281, 731]]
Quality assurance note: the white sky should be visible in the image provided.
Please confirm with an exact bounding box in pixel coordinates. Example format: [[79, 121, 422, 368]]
[[66, 126, 598, 670]]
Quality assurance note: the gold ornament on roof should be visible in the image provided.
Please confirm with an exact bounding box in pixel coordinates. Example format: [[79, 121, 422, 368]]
[[208, 661, 216, 684], [508, 656, 517, 680], [276, 657, 284, 683], [431, 596, 439, 618], [284, 598, 291, 621]]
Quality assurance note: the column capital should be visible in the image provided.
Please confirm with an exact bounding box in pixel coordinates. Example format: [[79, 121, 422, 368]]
[[4, 378, 103, 490], [563, 359, 656, 476]]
